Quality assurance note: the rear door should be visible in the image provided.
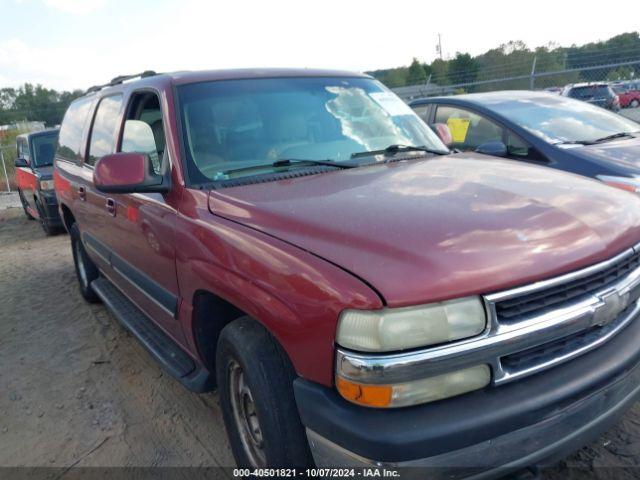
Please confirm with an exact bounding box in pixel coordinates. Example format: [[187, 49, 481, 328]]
[[78, 94, 124, 274]]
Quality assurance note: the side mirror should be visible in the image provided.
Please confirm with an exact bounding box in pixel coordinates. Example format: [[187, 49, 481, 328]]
[[429, 123, 453, 147], [14, 158, 29, 168], [475, 141, 508, 158], [93, 152, 169, 194]]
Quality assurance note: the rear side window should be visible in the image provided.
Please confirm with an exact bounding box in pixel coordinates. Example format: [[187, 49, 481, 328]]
[[57, 97, 93, 163], [569, 87, 593, 99], [594, 86, 611, 97], [87, 95, 123, 166], [17, 138, 30, 160]]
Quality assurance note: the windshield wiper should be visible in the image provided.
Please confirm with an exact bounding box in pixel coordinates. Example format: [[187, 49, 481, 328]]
[[273, 158, 355, 169], [591, 132, 637, 144], [351, 144, 449, 159], [217, 158, 354, 177], [556, 132, 638, 146]]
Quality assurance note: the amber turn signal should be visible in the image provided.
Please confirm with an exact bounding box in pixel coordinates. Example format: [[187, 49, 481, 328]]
[[336, 376, 393, 408]]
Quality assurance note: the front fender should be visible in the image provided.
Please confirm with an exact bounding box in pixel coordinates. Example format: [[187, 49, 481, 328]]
[[175, 193, 383, 386]]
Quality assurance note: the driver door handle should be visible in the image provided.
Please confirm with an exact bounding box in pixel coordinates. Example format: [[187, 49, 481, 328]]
[[78, 185, 86, 201], [106, 198, 116, 217]]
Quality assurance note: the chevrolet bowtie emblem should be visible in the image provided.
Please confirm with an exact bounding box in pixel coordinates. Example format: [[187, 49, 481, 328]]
[[593, 290, 628, 327]]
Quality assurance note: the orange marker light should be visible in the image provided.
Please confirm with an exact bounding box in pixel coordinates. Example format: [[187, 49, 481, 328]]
[[336, 376, 392, 408]]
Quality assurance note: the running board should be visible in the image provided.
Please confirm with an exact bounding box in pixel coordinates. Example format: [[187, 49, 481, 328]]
[[91, 277, 214, 392]]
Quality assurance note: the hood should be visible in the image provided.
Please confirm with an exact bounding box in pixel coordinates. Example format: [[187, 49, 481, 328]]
[[568, 136, 640, 176], [208, 154, 640, 307]]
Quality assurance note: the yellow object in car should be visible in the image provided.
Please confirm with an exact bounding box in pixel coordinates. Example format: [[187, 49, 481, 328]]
[[447, 118, 471, 143]]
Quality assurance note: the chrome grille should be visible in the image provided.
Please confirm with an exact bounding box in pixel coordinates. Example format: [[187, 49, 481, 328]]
[[485, 244, 640, 384], [496, 249, 640, 323]]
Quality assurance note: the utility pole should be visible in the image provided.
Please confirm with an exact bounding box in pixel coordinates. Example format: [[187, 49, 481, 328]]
[[530, 55, 537, 90], [436, 33, 443, 60]]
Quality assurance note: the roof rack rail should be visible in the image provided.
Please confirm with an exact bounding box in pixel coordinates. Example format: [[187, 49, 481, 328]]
[[84, 70, 158, 95]]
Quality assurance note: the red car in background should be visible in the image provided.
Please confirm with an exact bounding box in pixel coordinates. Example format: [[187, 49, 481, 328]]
[[613, 85, 640, 108], [15, 128, 63, 234]]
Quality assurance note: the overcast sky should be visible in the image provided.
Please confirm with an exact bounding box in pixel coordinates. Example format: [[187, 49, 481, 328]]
[[1, 0, 638, 91]]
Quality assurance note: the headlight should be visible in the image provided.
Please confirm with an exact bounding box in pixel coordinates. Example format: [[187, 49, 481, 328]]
[[337, 364, 491, 408], [39, 179, 55, 191], [597, 175, 640, 193], [336, 296, 486, 352]]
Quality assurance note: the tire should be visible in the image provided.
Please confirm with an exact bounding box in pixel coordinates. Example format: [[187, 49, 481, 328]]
[[216, 317, 313, 469], [18, 189, 35, 220], [36, 200, 60, 236], [631, 99, 639, 108], [70, 223, 101, 303]]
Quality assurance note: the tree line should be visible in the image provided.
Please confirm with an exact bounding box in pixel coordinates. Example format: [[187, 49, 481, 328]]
[[0, 84, 84, 127], [369, 32, 640, 90]]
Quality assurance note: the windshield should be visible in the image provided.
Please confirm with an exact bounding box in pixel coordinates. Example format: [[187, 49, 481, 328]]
[[489, 95, 639, 144], [30, 132, 58, 167], [177, 77, 446, 183]]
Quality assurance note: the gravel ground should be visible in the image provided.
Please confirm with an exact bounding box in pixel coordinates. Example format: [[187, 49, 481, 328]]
[[0, 192, 20, 210], [0, 207, 234, 472], [1, 207, 640, 479]]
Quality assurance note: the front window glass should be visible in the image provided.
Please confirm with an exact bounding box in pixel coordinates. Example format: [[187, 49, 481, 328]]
[[489, 95, 640, 144], [434, 106, 504, 150], [120, 92, 165, 174], [31, 133, 58, 167], [177, 77, 446, 183]]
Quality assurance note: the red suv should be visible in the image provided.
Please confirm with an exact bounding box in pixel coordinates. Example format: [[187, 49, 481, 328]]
[[55, 69, 640, 477]]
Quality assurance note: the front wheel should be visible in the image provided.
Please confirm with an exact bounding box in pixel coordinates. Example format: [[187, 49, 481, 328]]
[[216, 317, 313, 468], [70, 223, 101, 303], [631, 99, 640, 108], [36, 200, 60, 236]]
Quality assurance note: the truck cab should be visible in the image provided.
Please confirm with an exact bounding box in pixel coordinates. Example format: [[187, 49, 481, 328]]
[[15, 128, 63, 235]]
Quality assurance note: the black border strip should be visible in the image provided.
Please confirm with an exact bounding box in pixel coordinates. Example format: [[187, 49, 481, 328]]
[[83, 232, 178, 317]]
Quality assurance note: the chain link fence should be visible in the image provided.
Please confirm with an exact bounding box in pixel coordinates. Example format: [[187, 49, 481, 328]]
[[0, 143, 19, 192], [392, 57, 640, 103]]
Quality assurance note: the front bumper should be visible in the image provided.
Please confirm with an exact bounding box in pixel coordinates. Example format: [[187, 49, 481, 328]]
[[294, 309, 640, 479]]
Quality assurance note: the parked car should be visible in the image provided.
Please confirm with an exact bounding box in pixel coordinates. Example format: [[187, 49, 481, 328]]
[[612, 85, 640, 108], [55, 69, 640, 477], [561, 82, 620, 111], [618, 80, 640, 92], [14, 128, 63, 234], [543, 86, 562, 95], [410, 91, 640, 192]]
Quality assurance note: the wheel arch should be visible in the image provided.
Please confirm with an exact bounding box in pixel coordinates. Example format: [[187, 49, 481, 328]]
[[60, 202, 76, 232]]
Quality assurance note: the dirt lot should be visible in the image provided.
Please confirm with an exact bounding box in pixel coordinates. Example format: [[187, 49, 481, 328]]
[[2, 206, 640, 478], [0, 207, 234, 471]]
